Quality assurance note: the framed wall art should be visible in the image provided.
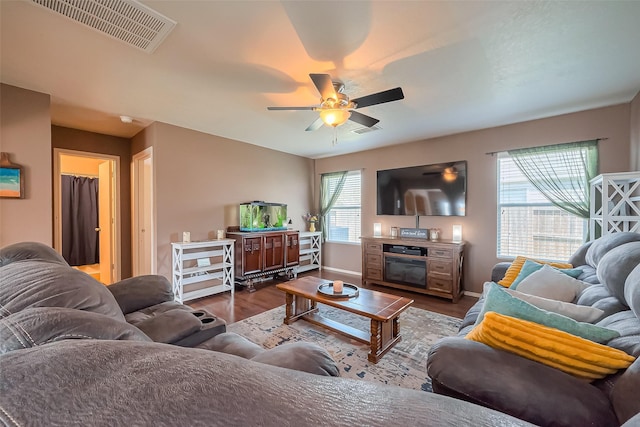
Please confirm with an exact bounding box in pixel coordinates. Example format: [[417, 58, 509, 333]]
[[0, 152, 25, 199]]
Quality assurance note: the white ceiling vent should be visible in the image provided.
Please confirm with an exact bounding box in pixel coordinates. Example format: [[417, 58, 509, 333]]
[[352, 125, 382, 135], [31, 0, 176, 53]]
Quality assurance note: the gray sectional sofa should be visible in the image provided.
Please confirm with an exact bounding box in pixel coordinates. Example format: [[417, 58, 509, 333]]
[[0, 241, 533, 426], [427, 232, 640, 427]]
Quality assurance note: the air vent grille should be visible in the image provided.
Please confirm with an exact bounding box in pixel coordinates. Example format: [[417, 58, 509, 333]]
[[352, 125, 381, 135], [31, 0, 176, 53]]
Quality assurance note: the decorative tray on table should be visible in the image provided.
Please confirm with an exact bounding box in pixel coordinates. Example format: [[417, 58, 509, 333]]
[[317, 282, 359, 298]]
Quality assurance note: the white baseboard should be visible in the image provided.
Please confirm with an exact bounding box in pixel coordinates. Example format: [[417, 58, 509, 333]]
[[464, 290, 482, 298], [321, 266, 362, 277]]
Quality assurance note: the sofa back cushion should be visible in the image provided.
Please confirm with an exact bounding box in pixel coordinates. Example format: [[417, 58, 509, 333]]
[[0, 241, 68, 267], [0, 307, 150, 354], [0, 260, 124, 321], [597, 241, 640, 305], [585, 232, 640, 268]]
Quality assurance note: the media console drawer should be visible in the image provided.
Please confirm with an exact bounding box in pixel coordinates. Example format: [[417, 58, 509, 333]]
[[430, 248, 452, 259], [361, 236, 465, 302], [428, 258, 452, 276]]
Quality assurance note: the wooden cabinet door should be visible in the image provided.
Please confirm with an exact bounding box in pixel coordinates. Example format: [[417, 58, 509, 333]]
[[264, 234, 284, 271], [285, 232, 299, 266], [242, 237, 263, 275]]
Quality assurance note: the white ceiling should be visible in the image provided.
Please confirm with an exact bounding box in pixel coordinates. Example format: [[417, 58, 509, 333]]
[[2, 1, 640, 159]]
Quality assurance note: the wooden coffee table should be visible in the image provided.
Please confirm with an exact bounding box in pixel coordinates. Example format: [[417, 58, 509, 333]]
[[276, 276, 414, 363]]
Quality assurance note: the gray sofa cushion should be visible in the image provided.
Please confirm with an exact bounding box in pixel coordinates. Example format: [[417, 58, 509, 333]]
[[132, 309, 204, 344], [199, 332, 340, 377], [597, 242, 640, 304], [0, 340, 534, 426], [0, 307, 150, 353], [0, 260, 125, 321], [107, 275, 174, 314], [568, 239, 594, 267], [625, 264, 640, 318]]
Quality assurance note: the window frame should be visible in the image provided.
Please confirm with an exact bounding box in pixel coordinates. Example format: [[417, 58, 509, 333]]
[[324, 170, 361, 244], [496, 153, 587, 261]]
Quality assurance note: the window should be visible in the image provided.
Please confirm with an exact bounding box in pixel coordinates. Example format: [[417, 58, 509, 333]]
[[324, 170, 361, 243], [497, 153, 587, 261]]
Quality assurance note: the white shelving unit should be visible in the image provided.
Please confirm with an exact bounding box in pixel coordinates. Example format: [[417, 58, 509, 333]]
[[590, 172, 640, 240], [171, 239, 234, 303], [298, 231, 322, 272]]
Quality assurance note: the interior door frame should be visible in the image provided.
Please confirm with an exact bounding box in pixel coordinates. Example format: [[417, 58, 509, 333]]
[[53, 148, 121, 281], [132, 146, 156, 275]]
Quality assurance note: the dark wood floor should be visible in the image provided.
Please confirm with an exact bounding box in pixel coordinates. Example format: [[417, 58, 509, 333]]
[[187, 269, 478, 323]]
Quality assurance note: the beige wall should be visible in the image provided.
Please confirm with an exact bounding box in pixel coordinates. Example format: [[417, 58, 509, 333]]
[[0, 84, 52, 246], [133, 122, 314, 280], [315, 104, 632, 294], [2, 81, 636, 293], [631, 91, 640, 171], [51, 126, 133, 277]]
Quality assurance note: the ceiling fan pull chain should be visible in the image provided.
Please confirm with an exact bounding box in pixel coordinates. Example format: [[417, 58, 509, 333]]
[[332, 127, 338, 146]]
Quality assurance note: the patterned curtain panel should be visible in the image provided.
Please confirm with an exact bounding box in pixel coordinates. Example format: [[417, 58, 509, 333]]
[[508, 140, 599, 219], [319, 171, 348, 241]]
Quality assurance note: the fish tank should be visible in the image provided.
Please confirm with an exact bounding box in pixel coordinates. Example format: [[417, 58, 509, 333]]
[[239, 201, 288, 232]]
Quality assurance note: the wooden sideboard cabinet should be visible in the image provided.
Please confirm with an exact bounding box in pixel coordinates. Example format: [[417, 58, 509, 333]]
[[361, 236, 465, 302], [227, 230, 299, 289]]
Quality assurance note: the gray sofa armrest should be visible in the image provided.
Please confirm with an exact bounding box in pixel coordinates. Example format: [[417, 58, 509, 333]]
[[107, 275, 174, 314], [427, 337, 619, 427], [490, 262, 511, 283], [612, 357, 640, 425]]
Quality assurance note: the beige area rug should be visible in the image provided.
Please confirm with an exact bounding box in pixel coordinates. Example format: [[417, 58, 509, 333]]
[[228, 304, 461, 392]]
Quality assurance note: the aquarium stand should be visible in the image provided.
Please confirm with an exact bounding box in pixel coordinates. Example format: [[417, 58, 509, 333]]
[[226, 230, 300, 292], [235, 266, 297, 292]]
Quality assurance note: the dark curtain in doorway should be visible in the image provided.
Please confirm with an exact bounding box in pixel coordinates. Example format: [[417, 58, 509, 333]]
[[61, 175, 99, 266]]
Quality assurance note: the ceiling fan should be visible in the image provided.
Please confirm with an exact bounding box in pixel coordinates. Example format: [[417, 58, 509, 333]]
[[267, 73, 404, 131]]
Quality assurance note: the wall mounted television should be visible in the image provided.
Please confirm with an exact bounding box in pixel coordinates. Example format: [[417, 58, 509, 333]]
[[376, 161, 467, 216]]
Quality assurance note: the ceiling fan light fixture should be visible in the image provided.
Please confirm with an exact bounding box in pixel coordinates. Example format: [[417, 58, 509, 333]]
[[319, 109, 351, 128], [442, 167, 458, 182]]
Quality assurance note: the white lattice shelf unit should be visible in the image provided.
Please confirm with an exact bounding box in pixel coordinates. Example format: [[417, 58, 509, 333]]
[[171, 239, 235, 303], [590, 172, 640, 240], [298, 231, 322, 272]]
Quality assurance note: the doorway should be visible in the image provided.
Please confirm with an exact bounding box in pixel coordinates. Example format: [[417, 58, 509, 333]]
[[132, 147, 155, 276], [53, 149, 121, 284]]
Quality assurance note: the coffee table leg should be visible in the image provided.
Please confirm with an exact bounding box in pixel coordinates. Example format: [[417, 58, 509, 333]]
[[284, 293, 294, 324], [283, 293, 318, 325], [368, 316, 402, 364]]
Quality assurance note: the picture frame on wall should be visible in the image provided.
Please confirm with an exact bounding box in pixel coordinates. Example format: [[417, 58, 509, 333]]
[[0, 152, 25, 199]]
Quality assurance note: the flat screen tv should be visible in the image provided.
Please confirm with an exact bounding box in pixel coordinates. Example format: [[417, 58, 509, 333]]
[[376, 161, 467, 216]]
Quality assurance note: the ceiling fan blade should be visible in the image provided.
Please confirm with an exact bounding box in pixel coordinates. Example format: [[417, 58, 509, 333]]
[[349, 110, 380, 127], [352, 87, 404, 109], [267, 106, 315, 111], [309, 73, 337, 100], [305, 117, 324, 132]]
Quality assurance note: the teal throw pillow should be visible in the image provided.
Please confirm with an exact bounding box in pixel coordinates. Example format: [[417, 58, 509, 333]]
[[476, 282, 619, 344], [510, 259, 583, 290]]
